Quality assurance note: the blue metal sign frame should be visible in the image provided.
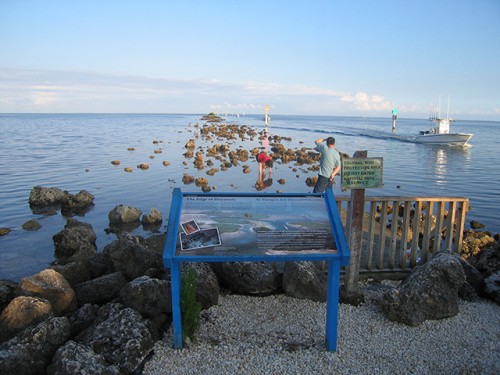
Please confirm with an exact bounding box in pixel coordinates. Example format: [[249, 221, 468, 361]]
[[163, 188, 350, 351]]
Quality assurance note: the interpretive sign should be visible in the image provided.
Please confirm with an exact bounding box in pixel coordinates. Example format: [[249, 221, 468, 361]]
[[341, 157, 383, 189], [175, 195, 336, 257], [163, 188, 350, 352]]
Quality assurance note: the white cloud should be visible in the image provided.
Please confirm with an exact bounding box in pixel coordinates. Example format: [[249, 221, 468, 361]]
[[0, 68, 397, 115]]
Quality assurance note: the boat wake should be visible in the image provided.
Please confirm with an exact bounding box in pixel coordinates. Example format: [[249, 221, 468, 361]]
[[271, 125, 416, 144]]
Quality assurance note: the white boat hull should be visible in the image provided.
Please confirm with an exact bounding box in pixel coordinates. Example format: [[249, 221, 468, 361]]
[[415, 133, 473, 145]]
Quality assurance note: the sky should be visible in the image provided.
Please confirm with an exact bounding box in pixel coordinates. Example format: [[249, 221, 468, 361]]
[[1, 0, 499, 120]]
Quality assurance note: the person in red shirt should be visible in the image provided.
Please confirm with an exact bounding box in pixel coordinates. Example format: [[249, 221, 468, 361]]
[[255, 151, 273, 191], [256, 151, 273, 177]]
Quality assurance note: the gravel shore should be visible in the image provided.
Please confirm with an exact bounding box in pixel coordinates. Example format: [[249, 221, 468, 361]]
[[144, 282, 499, 375]]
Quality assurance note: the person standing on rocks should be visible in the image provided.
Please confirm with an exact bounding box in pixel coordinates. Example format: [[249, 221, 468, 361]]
[[313, 137, 341, 193]]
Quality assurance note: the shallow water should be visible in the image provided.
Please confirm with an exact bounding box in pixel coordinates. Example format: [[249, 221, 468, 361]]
[[0, 113, 498, 280]]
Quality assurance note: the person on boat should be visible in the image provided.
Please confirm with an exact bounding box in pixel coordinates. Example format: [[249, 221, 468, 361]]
[[313, 137, 341, 193]]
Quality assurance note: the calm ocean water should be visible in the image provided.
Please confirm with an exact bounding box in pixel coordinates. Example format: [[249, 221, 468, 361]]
[[1, 113, 498, 280]]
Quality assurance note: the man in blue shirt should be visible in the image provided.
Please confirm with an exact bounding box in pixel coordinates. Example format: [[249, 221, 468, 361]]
[[313, 137, 341, 193]]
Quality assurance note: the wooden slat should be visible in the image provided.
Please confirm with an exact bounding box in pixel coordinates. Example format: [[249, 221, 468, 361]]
[[377, 201, 388, 270], [454, 200, 468, 255], [389, 200, 399, 269], [399, 201, 412, 269], [366, 201, 377, 270], [445, 201, 457, 251], [421, 201, 434, 263], [433, 201, 446, 255], [411, 201, 423, 267]]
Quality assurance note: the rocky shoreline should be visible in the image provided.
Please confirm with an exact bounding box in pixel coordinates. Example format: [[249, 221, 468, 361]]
[[0, 184, 499, 373]]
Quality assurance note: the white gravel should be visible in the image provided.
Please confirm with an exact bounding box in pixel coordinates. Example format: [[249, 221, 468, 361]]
[[144, 282, 500, 374]]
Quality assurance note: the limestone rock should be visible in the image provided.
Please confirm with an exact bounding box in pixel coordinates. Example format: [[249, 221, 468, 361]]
[[61, 190, 95, 214], [484, 271, 500, 304], [67, 303, 99, 338], [75, 303, 154, 374], [211, 262, 281, 295], [74, 272, 127, 306], [119, 276, 171, 317], [380, 251, 465, 326], [29, 186, 65, 206], [0, 317, 70, 375], [0, 296, 53, 342], [108, 205, 142, 224], [18, 269, 77, 315], [282, 261, 327, 302], [471, 241, 500, 278], [141, 207, 162, 225], [103, 233, 163, 280], [22, 219, 41, 230], [50, 261, 93, 287], [183, 263, 219, 310], [461, 230, 495, 260], [0, 280, 17, 312], [53, 219, 97, 264], [47, 340, 120, 375]]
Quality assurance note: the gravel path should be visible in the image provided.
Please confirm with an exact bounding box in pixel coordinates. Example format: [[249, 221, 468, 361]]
[[144, 283, 499, 374]]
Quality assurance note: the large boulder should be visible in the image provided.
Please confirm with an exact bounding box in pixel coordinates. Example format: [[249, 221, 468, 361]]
[[108, 205, 142, 224], [118, 276, 171, 317], [75, 303, 154, 374], [0, 296, 53, 342], [282, 261, 327, 302], [0, 317, 70, 375], [47, 340, 120, 375], [183, 263, 219, 309], [29, 186, 65, 207], [103, 233, 163, 280], [380, 251, 465, 326], [53, 219, 97, 264], [74, 272, 127, 306], [18, 269, 77, 315], [211, 262, 281, 295]]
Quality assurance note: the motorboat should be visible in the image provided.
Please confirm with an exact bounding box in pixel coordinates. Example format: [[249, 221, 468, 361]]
[[415, 118, 473, 145], [415, 96, 473, 145]]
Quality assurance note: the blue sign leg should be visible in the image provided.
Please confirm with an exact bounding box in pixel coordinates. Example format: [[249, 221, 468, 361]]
[[325, 260, 341, 351], [171, 262, 183, 348]]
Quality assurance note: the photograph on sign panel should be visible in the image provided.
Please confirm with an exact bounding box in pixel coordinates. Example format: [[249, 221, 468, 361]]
[[180, 220, 200, 235], [179, 227, 221, 251]]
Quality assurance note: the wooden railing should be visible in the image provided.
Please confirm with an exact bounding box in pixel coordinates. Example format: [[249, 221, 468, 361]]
[[334, 196, 469, 275]]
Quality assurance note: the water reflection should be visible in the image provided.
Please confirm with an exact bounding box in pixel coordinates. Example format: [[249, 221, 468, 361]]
[[424, 145, 472, 187]]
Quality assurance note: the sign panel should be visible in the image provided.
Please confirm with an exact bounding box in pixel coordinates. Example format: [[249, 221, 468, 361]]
[[175, 195, 336, 257], [341, 157, 383, 189]]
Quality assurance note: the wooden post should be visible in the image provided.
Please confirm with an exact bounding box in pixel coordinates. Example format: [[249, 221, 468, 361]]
[[341, 150, 367, 305]]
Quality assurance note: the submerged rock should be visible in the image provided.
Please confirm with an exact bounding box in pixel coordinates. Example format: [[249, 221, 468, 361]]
[[22, 219, 41, 230]]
